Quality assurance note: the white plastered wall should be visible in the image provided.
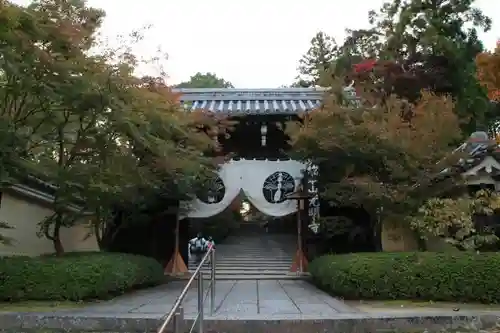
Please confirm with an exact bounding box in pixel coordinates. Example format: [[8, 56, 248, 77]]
[[0, 191, 99, 256]]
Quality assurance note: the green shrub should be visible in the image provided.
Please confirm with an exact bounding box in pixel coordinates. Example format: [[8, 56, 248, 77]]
[[309, 252, 500, 303], [0, 252, 165, 301]]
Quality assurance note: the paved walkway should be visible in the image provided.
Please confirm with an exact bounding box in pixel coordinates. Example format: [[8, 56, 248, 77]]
[[71, 280, 359, 319]]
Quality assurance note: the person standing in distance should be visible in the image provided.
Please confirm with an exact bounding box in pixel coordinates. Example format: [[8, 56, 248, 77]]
[[188, 232, 208, 265]]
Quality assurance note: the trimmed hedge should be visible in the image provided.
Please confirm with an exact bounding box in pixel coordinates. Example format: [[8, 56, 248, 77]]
[[309, 252, 500, 304], [0, 252, 165, 301]]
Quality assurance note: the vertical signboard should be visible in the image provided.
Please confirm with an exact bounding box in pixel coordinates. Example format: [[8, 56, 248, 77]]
[[305, 161, 320, 233]]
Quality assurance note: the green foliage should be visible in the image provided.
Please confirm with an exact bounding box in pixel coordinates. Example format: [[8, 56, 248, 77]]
[[349, 0, 492, 131], [0, 252, 164, 301], [0, 0, 217, 253], [409, 190, 500, 251], [310, 252, 500, 303], [175, 72, 234, 88], [288, 84, 463, 223], [294, 0, 493, 130], [296, 32, 338, 87]]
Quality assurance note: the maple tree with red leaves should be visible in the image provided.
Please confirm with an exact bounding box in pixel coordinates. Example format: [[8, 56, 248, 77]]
[[346, 58, 423, 105], [352, 59, 377, 74], [312, 0, 493, 132]]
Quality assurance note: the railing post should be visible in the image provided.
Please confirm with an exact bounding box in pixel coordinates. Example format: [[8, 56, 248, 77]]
[[197, 271, 204, 333], [172, 306, 184, 333], [210, 249, 216, 315]]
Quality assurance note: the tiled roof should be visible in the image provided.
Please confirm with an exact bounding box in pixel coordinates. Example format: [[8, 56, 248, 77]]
[[439, 133, 499, 175], [173, 88, 327, 115]]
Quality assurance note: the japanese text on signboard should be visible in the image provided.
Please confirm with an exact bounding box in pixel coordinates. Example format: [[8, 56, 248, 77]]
[[306, 163, 320, 233]]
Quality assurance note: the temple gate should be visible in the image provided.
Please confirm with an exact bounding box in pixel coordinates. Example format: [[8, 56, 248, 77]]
[[165, 87, 359, 276]]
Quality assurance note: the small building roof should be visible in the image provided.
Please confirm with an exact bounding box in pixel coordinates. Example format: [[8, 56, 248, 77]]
[[437, 132, 500, 182], [173, 88, 327, 115]]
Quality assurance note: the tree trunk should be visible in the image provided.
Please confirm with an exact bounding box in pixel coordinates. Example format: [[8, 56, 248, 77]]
[[53, 214, 64, 256], [53, 236, 64, 256]]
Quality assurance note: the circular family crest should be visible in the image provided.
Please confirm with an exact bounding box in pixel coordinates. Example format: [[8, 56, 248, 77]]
[[262, 171, 295, 203], [196, 175, 225, 204]]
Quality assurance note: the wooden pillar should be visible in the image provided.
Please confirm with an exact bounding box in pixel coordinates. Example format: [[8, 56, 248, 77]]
[[165, 211, 189, 276], [290, 195, 309, 273]]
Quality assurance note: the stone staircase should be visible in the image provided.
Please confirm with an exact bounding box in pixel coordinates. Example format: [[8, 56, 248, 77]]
[[188, 223, 305, 279]]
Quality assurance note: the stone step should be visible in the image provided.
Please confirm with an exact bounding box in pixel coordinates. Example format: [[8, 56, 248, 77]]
[[215, 251, 292, 255], [190, 258, 294, 264], [219, 249, 294, 252], [188, 262, 292, 269], [189, 261, 291, 266], [217, 248, 293, 251], [212, 262, 292, 267], [191, 253, 293, 260], [217, 247, 291, 249], [217, 241, 282, 243], [218, 241, 294, 244], [189, 270, 293, 275], [194, 234, 297, 279], [200, 246, 290, 250], [215, 252, 292, 255], [216, 250, 291, 253], [189, 266, 292, 272], [218, 250, 294, 253], [175, 273, 311, 280], [189, 265, 289, 270], [215, 247, 292, 251], [213, 258, 293, 262], [190, 256, 292, 261], [190, 267, 292, 273], [212, 263, 292, 267], [194, 269, 291, 274], [190, 263, 292, 269]]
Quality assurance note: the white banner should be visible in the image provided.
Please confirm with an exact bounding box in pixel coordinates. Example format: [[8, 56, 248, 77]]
[[180, 163, 241, 219], [240, 159, 304, 217], [181, 159, 305, 218]]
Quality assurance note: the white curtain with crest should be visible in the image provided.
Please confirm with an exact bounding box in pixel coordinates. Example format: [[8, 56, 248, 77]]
[[180, 162, 242, 219], [239, 159, 304, 217], [181, 159, 305, 218]]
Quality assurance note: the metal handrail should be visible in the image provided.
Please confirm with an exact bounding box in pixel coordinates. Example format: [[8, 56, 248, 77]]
[[157, 246, 216, 333]]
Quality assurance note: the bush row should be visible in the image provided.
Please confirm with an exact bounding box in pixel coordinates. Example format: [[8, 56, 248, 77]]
[[309, 252, 500, 303], [0, 252, 165, 301]]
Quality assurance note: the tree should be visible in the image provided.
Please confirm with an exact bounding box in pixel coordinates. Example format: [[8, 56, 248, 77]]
[[340, 29, 383, 60], [334, 29, 384, 78], [287, 79, 463, 235], [1, 0, 217, 254], [296, 32, 338, 87], [340, 0, 492, 132], [175, 72, 234, 88]]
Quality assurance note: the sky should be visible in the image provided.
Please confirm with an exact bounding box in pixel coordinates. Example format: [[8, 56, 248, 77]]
[[11, 0, 500, 88]]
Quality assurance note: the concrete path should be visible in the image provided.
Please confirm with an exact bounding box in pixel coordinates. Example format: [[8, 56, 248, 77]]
[[70, 280, 359, 319]]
